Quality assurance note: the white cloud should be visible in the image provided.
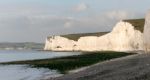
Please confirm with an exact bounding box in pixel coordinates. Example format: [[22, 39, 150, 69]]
[[64, 21, 73, 28], [73, 3, 88, 12], [61, 10, 143, 32], [106, 11, 129, 19], [105, 11, 131, 20], [0, 8, 143, 42]]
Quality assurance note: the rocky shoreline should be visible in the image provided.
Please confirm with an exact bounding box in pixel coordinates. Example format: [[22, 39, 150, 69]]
[[48, 52, 150, 80]]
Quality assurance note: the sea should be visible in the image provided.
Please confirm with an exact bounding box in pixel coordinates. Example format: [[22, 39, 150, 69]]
[[0, 50, 81, 80]]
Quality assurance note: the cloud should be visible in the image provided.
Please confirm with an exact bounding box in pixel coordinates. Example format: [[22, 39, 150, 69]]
[[64, 22, 73, 28], [60, 10, 143, 33], [105, 10, 135, 20], [73, 3, 88, 12], [0, 8, 143, 42]]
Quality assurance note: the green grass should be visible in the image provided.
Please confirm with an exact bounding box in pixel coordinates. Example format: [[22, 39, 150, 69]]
[[48, 32, 109, 41], [60, 32, 109, 41], [0, 51, 135, 73], [47, 19, 145, 41], [123, 18, 145, 32]]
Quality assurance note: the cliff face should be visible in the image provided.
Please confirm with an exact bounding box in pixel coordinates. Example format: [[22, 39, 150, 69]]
[[44, 21, 144, 52], [144, 11, 150, 52], [76, 21, 144, 51], [44, 36, 76, 51]]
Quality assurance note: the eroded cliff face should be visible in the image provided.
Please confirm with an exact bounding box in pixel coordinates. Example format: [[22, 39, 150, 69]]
[[76, 21, 144, 51], [44, 21, 144, 52], [44, 36, 76, 51], [144, 11, 150, 52]]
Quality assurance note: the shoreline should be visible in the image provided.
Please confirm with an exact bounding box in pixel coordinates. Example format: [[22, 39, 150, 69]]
[[68, 53, 139, 74], [0, 51, 134, 74], [50, 53, 150, 80]]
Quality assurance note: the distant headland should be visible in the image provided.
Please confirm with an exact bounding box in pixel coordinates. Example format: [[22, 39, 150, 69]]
[[44, 11, 150, 53]]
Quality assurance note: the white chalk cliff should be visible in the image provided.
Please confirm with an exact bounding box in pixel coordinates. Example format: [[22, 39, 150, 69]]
[[44, 21, 144, 52], [144, 11, 150, 52]]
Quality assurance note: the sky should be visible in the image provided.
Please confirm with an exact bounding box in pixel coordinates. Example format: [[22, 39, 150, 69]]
[[0, 0, 150, 43]]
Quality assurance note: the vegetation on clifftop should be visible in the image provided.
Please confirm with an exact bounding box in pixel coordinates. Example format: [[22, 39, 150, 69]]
[[47, 18, 144, 41], [60, 32, 109, 41], [124, 19, 145, 32]]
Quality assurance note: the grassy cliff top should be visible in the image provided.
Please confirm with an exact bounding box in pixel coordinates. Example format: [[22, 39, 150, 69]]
[[60, 32, 109, 41], [61, 18, 145, 41], [47, 18, 144, 41], [123, 19, 145, 32]]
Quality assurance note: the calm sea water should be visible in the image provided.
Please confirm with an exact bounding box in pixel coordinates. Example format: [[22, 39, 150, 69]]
[[0, 50, 81, 80], [0, 50, 81, 63]]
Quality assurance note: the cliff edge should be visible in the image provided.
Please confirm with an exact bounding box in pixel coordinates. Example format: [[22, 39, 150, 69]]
[[144, 11, 150, 52], [44, 20, 144, 52]]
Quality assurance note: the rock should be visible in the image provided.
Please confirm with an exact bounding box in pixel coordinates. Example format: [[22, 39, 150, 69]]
[[44, 36, 76, 51], [144, 11, 150, 52], [44, 21, 144, 52], [76, 21, 144, 51]]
